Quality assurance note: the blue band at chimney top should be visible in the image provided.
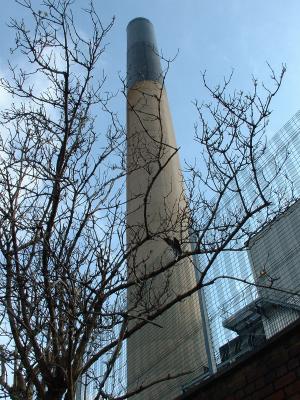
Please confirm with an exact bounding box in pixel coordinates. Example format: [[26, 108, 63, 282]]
[[127, 17, 163, 90]]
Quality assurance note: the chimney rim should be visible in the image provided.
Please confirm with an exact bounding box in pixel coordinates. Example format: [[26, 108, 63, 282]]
[[127, 17, 152, 30]]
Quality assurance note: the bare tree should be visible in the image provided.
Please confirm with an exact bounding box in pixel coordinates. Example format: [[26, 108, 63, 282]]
[[0, 1, 292, 400]]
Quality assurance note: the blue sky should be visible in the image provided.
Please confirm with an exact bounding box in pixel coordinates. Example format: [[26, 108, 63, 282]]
[[0, 0, 299, 164]]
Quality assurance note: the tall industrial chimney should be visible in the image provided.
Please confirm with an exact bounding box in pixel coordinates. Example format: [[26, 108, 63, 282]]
[[126, 18, 207, 399]]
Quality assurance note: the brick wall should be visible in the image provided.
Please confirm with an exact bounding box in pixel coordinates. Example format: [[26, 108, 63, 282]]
[[175, 320, 300, 400]]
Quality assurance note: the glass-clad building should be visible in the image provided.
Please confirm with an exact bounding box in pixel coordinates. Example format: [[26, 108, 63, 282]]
[[201, 110, 300, 366]]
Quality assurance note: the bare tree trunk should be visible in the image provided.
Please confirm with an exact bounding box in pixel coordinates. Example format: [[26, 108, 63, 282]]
[[45, 391, 64, 400]]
